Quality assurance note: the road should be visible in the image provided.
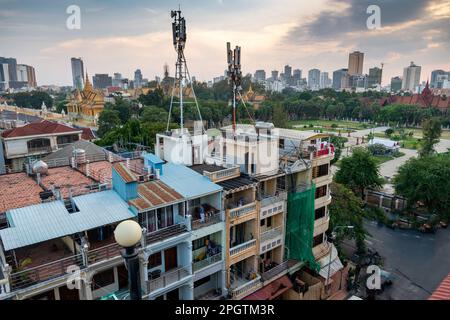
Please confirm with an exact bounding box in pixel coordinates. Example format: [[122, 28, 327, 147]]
[[343, 221, 450, 300]]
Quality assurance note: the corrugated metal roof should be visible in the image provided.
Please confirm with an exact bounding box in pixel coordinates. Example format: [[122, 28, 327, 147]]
[[159, 163, 222, 199], [429, 274, 450, 300], [0, 190, 135, 251]]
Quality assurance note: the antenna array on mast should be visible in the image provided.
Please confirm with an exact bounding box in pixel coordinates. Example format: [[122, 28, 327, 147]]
[[226, 42, 242, 135]]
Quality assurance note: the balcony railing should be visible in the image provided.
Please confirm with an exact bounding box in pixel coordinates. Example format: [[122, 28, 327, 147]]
[[147, 266, 191, 292], [260, 191, 287, 208], [27, 146, 52, 154], [9, 254, 84, 291], [230, 275, 262, 299], [145, 223, 188, 246], [229, 239, 256, 257], [261, 261, 289, 282], [191, 212, 222, 230], [203, 166, 240, 182], [87, 242, 122, 264], [193, 253, 222, 273], [260, 226, 283, 243], [228, 202, 257, 219]]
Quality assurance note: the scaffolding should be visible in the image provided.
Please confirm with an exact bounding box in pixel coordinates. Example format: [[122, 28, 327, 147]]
[[285, 183, 320, 272]]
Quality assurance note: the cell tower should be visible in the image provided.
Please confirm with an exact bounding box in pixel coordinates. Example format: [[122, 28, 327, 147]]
[[226, 42, 242, 135], [167, 8, 203, 133]]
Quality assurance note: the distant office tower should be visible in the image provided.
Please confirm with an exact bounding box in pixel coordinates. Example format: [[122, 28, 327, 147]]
[[368, 67, 383, 88], [134, 69, 143, 88], [71, 57, 85, 90], [112, 73, 123, 87], [284, 65, 292, 83], [25, 65, 37, 87], [390, 76, 402, 92], [402, 61, 421, 91], [293, 69, 302, 83], [254, 70, 266, 82], [436, 74, 450, 89], [93, 73, 112, 89], [16, 64, 28, 82], [271, 70, 279, 81], [332, 68, 349, 90], [308, 69, 321, 90], [0, 63, 10, 91], [350, 74, 368, 89], [430, 69, 450, 88], [319, 72, 331, 89], [0, 57, 20, 89], [348, 51, 364, 76]]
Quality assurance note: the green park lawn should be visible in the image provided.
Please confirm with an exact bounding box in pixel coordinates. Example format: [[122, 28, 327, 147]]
[[289, 119, 376, 132]]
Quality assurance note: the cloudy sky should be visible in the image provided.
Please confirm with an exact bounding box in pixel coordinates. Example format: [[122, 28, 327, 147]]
[[1, 0, 449, 86]]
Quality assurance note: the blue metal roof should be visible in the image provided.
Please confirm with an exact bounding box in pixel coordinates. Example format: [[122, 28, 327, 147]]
[[159, 163, 222, 199], [143, 152, 164, 164], [0, 190, 135, 251]]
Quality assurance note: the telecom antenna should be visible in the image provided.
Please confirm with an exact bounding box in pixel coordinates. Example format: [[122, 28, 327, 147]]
[[166, 8, 204, 134], [226, 42, 242, 135]]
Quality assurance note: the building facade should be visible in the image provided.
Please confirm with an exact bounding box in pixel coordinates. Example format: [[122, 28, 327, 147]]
[[402, 61, 421, 92], [71, 58, 85, 90], [348, 51, 364, 76]]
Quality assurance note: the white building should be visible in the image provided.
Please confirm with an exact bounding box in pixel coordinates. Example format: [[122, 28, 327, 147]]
[[402, 62, 421, 92]]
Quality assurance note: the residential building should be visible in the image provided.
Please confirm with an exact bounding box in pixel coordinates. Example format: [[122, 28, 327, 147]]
[[26, 65, 37, 88], [348, 51, 364, 76], [93, 74, 112, 90], [71, 58, 84, 90], [390, 76, 402, 92], [430, 70, 448, 88], [402, 61, 421, 92], [319, 72, 331, 89], [368, 67, 382, 88], [332, 68, 349, 90], [308, 69, 321, 91], [0, 120, 83, 172]]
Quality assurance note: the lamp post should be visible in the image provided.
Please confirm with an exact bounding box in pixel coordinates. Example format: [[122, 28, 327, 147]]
[[114, 220, 143, 300], [326, 225, 354, 294]]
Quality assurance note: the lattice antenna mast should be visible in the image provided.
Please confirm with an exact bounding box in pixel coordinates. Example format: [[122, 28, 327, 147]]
[[226, 42, 242, 136], [166, 8, 204, 133]]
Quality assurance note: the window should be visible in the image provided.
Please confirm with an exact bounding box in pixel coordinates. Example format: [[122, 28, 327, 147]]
[[57, 134, 79, 145], [27, 138, 50, 151], [92, 269, 115, 289], [313, 234, 324, 247], [260, 219, 265, 227], [193, 237, 208, 251], [315, 207, 326, 220], [315, 185, 328, 199], [148, 252, 162, 269], [267, 216, 272, 227], [313, 164, 329, 178]]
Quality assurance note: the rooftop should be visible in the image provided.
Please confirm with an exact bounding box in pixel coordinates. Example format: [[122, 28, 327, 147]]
[[0, 173, 42, 213], [190, 164, 227, 174], [40, 166, 96, 198], [42, 140, 108, 162], [217, 175, 257, 193], [1, 120, 81, 139], [0, 190, 135, 251], [129, 180, 184, 212]]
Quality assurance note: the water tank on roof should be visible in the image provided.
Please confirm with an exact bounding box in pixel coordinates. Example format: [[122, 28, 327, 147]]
[[73, 148, 86, 164], [32, 160, 48, 175]]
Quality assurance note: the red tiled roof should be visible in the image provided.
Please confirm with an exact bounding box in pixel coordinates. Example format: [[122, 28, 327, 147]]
[[243, 275, 293, 300], [1, 120, 81, 138], [113, 162, 137, 183], [40, 167, 95, 198], [429, 274, 450, 300], [81, 127, 96, 140], [129, 180, 183, 211], [0, 173, 43, 213]]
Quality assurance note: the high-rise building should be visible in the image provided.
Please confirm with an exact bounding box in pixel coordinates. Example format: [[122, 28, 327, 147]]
[[308, 69, 321, 90], [134, 69, 143, 88], [390, 76, 403, 92], [271, 70, 279, 81], [254, 70, 266, 82], [348, 51, 364, 76], [293, 69, 302, 84], [431, 69, 450, 88], [402, 61, 421, 92], [283, 65, 292, 84], [0, 57, 18, 82], [319, 72, 331, 89], [368, 67, 382, 88], [93, 73, 112, 89], [332, 68, 349, 90], [112, 73, 123, 87], [71, 57, 85, 90], [26, 65, 37, 88], [0, 63, 10, 91]]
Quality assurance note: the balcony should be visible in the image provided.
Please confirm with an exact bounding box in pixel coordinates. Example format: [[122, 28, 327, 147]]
[[260, 192, 286, 220], [87, 242, 122, 265], [147, 266, 191, 293], [260, 226, 283, 254], [193, 252, 222, 273], [191, 211, 222, 230], [228, 202, 257, 220], [302, 144, 335, 160], [260, 191, 287, 208], [145, 223, 188, 246], [230, 275, 262, 300], [261, 260, 289, 282], [313, 240, 331, 260], [229, 239, 256, 257], [203, 166, 240, 183]]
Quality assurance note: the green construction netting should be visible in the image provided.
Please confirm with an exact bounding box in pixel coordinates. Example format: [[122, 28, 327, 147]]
[[286, 184, 320, 272]]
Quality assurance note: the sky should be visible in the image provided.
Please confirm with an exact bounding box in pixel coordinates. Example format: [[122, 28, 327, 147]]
[[0, 0, 449, 86]]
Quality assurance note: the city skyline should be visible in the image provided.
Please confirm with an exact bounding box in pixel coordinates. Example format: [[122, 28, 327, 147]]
[[1, 0, 449, 86]]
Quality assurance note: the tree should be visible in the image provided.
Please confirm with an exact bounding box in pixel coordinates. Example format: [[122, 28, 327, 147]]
[[419, 118, 442, 157], [393, 154, 450, 220], [138, 88, 164, 106], [335, 147, 383, 198], [140, 106, 168, 123], [330, 135, 347, 165], [329, 183, 367, 253], [367, 143, 388, 156], [97, 109, 121, 138], [272, 103, 288, 128]]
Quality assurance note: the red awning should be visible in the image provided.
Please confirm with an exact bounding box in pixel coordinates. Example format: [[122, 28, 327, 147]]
[[429, 274, 450, 300], [243, 275, 293, 300]]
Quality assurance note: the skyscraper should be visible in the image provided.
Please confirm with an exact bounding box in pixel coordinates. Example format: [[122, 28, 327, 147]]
[[284, 65, 292, 84], [308, 69, 321, 90], [348, 51, 364, 76], [430, 69, 449, 88], [332, 68, 349, 90], [71, 57, 85, 90], [390, 76, 403, 92], [0, 63, 10, 91], [93, 73, 112, 89], [26, 65, 37, 88], [134, 69, 143, 88], [254, 70, 266, 82], [368, 67, 383, 88], [293, 69, 302, 84], [319, 72, 331, 89], [402, 62, 421, 92], [271, 70, 279, 81]]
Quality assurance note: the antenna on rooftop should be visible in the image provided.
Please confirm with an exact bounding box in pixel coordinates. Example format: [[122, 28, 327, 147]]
[[166, 7, 204, 134], [226, 42, 242, 135]]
